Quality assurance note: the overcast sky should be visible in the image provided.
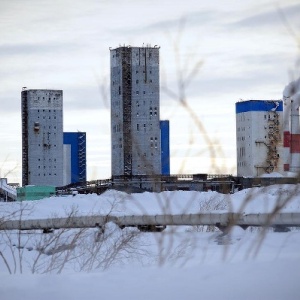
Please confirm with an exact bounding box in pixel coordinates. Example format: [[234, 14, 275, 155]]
[[0, 0, 299, 183]]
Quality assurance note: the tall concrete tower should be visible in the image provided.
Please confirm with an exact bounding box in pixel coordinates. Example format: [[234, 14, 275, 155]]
[[110, 46, 161, 177], [21, 89, 64, 186], [236, 100, 283, 177]]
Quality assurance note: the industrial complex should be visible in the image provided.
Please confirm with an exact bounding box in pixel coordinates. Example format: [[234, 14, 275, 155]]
[[0, 45, 300, 201]]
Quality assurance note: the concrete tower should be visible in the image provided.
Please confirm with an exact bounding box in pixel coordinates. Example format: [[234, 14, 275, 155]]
[[110, 46, 161, 177], [21, 89, 64, 186], [236, 100, 283, 177]]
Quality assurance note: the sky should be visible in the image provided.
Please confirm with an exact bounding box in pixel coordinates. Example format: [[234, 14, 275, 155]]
[[0, 0, 300, 184]]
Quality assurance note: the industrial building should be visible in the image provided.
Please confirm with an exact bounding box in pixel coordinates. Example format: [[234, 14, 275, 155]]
[[21, 89, 64, 186], [236, 100, 284, 177], [63, 132, 87, 185], [110, 45, 162, 177], [282, 79, 300, 174], [0, 178, 17, 201], [17, 185, 56, 201]]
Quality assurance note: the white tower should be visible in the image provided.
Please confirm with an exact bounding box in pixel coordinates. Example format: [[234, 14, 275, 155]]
[[21, 89, 64, 186], [110, 46, 161, 177], [236, 100, 283, 177]]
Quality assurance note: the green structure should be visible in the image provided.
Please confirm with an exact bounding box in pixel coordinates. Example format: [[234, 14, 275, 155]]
[[17, 186, 56, 201]]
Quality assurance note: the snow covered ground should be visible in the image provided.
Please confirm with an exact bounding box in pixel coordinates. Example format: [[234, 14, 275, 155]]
[[1, 185, 300, 299]]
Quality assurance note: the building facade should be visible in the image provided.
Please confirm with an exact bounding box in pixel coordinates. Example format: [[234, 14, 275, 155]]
[[160, 120, 170, 175], [21, 89, 64, 186], [63, 132, 87, 185], [236, 100, 283, 177], [282, 90, 300, 174], [110, 46, 162, 177]]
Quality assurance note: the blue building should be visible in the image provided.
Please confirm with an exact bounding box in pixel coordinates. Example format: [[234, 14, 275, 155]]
[[160, 120, 170, 175], [63, 132, 87, 184]]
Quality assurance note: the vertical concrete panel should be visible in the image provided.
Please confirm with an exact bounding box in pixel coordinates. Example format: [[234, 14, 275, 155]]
[[63, 144, 71, 185], [160, 120, 170, 175]]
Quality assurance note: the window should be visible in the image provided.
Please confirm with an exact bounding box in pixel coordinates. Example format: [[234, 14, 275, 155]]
[[137, 124, 139, 131]]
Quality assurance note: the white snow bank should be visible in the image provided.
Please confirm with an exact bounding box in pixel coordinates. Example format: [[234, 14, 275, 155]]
[[1, 259, 299, 300], [1, 184, 300, 221]]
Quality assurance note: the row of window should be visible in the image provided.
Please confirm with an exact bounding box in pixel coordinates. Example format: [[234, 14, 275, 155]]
[[238, 113, 279, 122], [112, 144, 122, 149], [38, 158, 57, 162], [112, 53, 154, 59], [137, 152, 156, 157], [36, 97, 58, 101], [135, 79, 153, 84], [116, 86, 157, 96], [33, 124, 57, 129], [37, 109, 58, 113], [136, 101, 156, 107], [36, 144, 58, 147], [37, 116, 57, 120], [237, 127, 248, 132], [36, 173, 58, 176], [38, 165, 57, 169], [137, 123, 156, 131], [264, 114, 278, 120]]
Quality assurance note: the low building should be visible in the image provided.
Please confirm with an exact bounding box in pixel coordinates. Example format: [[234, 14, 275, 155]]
[[17, 185, 56, 201]]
